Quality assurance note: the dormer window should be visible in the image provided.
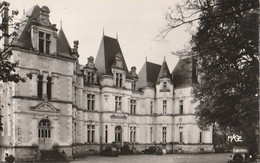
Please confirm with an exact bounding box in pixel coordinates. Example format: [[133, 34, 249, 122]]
[[86, 72, 95, 84], [39, 31, 51, 54], [132, 80, 137, 91], [116, 73, 123, 87]]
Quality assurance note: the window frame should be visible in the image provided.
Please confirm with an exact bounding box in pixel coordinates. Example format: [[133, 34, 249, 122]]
[[39, 31, 51, 54], [115, 73, 123, 87], [179, 100, 184, 115], [162, 127, 167, 143], [87, 124, 95, 143], [130, 99, 136, 115], [115, 96, 122, 111], [130, 126, 136, 143], [86, 71, 95, 84], [163, 100, 167, 114], [87, 94, 95, 111]]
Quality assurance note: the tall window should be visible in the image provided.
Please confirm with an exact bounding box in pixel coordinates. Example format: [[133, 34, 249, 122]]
[[150, 127, 153, 143], [115, 126, 122, 143], [87, 94, 95, 111], [37, 75, 43, 98], [179, 100, 183, 115], [47, 76, 52, 99], [130, 126, 136, 143], [199, 131, 202, 143], [115, 96, 122, 111], [105, 125, 108, 143], [163, 100, 167, 114], [162, 127, 167, 143], [38, 119, 51, 138], [150, 101, 153, 115], [39, 31, 51, 54], [74, 87, 77, 104], [87, 125, 95, 143], [130, 99, 136, 115], [116, 73, 123, 87], [87, 72, 95, 84]]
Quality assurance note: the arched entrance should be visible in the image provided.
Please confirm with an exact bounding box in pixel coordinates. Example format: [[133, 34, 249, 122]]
[[38, 119, 52, 149], [115, 126, 122, 145]]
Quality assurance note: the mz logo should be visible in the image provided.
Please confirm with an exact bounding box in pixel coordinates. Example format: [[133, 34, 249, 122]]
[[227, 134, 242, 143]]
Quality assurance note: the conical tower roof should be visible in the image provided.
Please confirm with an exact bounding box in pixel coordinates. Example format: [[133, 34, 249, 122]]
[[157, 60, 172, 82], [57, 28, 72, 56]]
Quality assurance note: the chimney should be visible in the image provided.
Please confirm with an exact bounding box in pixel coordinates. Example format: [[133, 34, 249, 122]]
[[72, 40, 79, 58]]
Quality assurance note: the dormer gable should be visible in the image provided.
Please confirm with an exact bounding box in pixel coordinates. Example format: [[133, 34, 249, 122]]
[[111, 52, 125, 70], [30, 6, 58, 54], [83, 56, 97, 85], [157, 60, 173, 92]]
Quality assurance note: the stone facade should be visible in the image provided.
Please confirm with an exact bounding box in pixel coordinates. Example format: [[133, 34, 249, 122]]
[[0, 5, 213, 162]]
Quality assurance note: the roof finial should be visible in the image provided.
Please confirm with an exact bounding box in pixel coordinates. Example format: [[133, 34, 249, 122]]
[[60, 20, 62, 29], [103, 26, 104, 36], [116, 31, 118, 40], [164, 56, 166, 61], [145, 56, 147, 62]]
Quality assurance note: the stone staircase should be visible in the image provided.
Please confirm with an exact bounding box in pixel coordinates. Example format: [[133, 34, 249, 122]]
[[36, 150, 69, 162]]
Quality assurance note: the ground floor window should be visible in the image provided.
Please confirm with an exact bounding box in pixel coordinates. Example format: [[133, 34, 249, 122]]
[[179, 127, 183, 143], [150, 127, 153, 143], [162, 127, 166, 143], [115, 126, 122, 143], [87, 125, 95, 143], [199, 131, 202, 143], [105, 125, 108, 143], [130, 126, 136, 143]]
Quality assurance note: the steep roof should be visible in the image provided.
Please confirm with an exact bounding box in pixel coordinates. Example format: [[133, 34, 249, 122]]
[[57, 28, 72, 56], [95, 35, 130, 77], [12, 5, 41, 49], [157, 60, 172, 82], [137, 61, 161, 88], [172, 57, 198, 88]]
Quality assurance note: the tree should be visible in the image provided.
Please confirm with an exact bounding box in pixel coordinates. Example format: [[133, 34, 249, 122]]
[[0, 1, 31, 131], [161, 0, 259, 147]]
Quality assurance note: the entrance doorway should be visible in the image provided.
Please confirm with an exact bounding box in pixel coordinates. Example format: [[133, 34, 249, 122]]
[[38, 119, 52, 149]]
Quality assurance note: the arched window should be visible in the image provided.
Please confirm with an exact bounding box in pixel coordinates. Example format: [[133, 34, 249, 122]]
[[38, 119, 51, 138], [37, 75, 43, 98], [115, 126, 122, 143]]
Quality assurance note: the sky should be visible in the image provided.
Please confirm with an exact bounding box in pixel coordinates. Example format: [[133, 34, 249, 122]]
[[7, 0, 193, 72]]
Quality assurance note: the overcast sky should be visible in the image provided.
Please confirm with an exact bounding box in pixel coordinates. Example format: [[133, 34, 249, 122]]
[[7, 0, 193, 72]]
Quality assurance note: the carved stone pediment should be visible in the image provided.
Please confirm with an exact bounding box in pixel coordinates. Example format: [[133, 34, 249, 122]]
[[30, 102, 60, 113], [110, 112, 127, 119]]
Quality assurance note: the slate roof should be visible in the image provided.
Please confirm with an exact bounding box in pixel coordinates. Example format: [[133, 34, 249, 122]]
[[172, 57, 198, 88], [137, 61, 161, 88], [57, 28, 72, 56], [12, 5, 41, 49], [95, 35, 130, 77], [12, 5, 73, 59], [157, 60, 172, 83]]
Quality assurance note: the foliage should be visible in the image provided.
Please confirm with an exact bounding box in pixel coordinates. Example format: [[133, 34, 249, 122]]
[[0, 1, 30, 84], [0, 2, 31, 131], [162, 0, 259, 146]]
